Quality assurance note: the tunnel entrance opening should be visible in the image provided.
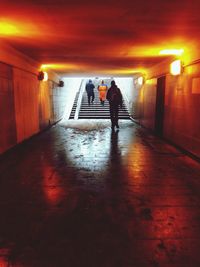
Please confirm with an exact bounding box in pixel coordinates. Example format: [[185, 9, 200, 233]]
[[64, 77, 131, 121], [155, 76, 166, 137]]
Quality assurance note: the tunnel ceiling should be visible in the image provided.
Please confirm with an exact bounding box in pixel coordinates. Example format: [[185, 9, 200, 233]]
[[0, 0, 200, 76]]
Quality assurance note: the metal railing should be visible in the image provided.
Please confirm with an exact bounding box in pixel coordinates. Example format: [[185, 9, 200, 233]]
[[74, 79, 86, 119]]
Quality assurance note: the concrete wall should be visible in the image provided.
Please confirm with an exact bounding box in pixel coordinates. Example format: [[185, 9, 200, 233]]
[[0, 62, 17, 153], [135, 57, 200, 158], [0, 42, 71, 154], [139, 78, 157, 130], [164, 65, 200, 157]]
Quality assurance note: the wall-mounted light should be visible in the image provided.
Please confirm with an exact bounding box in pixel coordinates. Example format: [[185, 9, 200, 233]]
[[138, 76, 144, 85], [37, 71, 48, 81], [170, 60, 182, 75], [43, 71, 48, 81]]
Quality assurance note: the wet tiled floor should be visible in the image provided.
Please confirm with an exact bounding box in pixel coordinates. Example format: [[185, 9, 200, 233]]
[[0, 120, 200, 267]]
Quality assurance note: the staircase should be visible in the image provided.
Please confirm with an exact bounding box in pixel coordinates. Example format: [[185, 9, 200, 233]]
[[68, 79, 130, 120], [69, 92, 79, 119], [78, 79, 130, 119]]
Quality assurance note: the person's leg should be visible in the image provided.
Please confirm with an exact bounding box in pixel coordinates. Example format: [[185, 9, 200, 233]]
[[99, 92, 103, 105], [115, 106, 119, 128], [102, 93, 106, 106], [99, 95, 102, 105], [110, 104, 115, 129], [88, 94, 91, 105], [87, 94, 90, 105], [92, 92, 94, 103]]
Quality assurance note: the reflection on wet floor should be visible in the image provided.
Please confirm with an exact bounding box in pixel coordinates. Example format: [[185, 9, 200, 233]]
[[0, 119, 200, 266]]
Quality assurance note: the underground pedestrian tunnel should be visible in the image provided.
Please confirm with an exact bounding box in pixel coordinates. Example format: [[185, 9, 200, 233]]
[[1, 0, 200, 266]]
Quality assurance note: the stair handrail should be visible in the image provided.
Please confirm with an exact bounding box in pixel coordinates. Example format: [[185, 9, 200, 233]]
[[123, 93, 129, 108], [74, 79, 86, 120]]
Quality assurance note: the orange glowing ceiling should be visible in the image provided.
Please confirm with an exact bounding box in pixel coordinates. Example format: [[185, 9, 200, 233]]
[[0, 0, 200, 76]]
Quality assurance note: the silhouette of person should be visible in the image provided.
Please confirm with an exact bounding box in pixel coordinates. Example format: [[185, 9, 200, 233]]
[[85, 79, 95, 105], [98, 80, 108, 106], [106, 80, 122, 130]]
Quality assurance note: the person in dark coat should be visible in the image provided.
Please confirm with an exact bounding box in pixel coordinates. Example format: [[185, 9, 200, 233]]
[[85, 79, 95, 105], [106, 80, 123, 130]]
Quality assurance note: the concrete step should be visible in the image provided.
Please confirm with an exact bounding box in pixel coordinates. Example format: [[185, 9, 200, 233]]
[[78, 116, 130, 119]]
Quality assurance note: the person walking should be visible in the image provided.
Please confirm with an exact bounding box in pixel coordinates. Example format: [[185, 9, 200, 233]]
[[98, 80, 108, 106], [106, 80, 123, 130], [85, 79, 95, 106]]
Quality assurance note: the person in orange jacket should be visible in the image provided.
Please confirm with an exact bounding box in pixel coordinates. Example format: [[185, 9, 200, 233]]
[[98, 80, 108, 106]]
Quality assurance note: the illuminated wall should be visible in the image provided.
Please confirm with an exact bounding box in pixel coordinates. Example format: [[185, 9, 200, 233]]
[[13, 68, 40, 142], [140, 79, 157, 130], [136, 58, 200, 158], [39, 80, 52, 130], [0, 62, 17, 154], [164, 64, 200, 157], [0, 43, 71, 154]]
